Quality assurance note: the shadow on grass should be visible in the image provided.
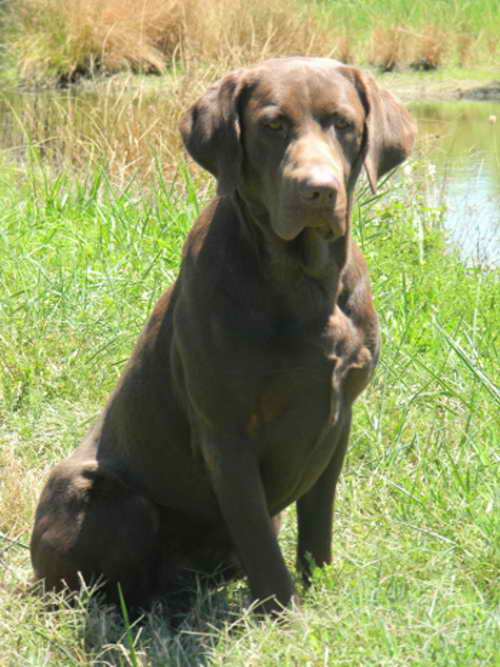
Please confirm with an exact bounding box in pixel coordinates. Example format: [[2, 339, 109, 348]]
[[36, 575, 252, 665]]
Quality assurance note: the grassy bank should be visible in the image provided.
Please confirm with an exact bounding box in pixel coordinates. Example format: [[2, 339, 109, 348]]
[[1, 0, 499, 86], [0, 150, 498, 663]]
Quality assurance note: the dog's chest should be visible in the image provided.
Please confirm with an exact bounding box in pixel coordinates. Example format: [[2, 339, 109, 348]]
[[247, 311, 373, 509], [250, 309, 371, 430]]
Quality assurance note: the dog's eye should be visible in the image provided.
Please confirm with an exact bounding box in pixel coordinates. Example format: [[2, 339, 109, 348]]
[[320, 113, 353, 133], [333, 116, 353, 131], [265, 119, 285, 132]]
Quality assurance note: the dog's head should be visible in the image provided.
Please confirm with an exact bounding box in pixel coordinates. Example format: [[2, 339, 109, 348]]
[[181, 57, 416, 244]]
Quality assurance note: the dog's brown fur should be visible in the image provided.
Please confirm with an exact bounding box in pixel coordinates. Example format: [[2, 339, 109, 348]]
[[31, 57, 416, 614]]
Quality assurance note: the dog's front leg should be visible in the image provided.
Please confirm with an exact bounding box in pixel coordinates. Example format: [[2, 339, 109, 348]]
[[296, 408, 352, 585], [203, 435, 295, 614]]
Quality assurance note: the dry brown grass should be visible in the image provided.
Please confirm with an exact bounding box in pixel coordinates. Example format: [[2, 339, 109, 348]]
[[410, 25, 448, 70], [2, 71, 223, 184], [369, 24, 452, 72], [12, 0, 184, 81], [9, 0, 334, 84], [456, 30, 475, 67], [369, 25, 410, 72], [184, 0, 334, 67], [328, 30, 357, 66], [0, 447, 38, 538]]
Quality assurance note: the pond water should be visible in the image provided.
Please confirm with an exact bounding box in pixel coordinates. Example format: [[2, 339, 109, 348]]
[[0, 88, 499, 266], [409, 100, 500, 266]]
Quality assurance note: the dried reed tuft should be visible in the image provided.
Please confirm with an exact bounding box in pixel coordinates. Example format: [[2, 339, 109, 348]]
[[369, 25, 409, 71], [410, 25, 448, 71]]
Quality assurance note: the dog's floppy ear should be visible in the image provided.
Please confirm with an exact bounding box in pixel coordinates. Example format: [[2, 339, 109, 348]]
[[180, 71, 247, 196], [337, 66, 417, 193]]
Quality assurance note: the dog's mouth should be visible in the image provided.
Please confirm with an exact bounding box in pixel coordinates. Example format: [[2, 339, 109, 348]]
[[274, 220, 343, 245], [310, 224, 336, 241], [306, 206, 347, 239], [274, 203, 347, 243]]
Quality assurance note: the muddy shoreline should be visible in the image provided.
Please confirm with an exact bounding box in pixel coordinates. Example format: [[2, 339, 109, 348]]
[[377, 73, 500, 103], [5, 66, 500, 105]]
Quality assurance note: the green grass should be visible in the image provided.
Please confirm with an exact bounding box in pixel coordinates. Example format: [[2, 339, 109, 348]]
[[314, 0, 500, 30], [0, 153, 498, 664], [315, 0, 500, 62]]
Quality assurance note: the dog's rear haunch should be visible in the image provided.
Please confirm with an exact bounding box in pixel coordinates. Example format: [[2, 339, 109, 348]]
[[31, 57, 415, 615]]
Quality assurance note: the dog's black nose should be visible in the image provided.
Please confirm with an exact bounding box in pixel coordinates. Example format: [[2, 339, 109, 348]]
[[300, 169, 339, 205]]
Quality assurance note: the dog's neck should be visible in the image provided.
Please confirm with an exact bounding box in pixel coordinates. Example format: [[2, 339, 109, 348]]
[[234, 191, 348, 279], [231, 191, 349, 323]]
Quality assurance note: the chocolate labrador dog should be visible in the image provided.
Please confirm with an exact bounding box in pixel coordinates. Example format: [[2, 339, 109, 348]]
[[31, 57, 416, 614]]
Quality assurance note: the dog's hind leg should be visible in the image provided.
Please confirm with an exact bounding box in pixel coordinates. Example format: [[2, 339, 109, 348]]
[[30, 459, 163, 608]]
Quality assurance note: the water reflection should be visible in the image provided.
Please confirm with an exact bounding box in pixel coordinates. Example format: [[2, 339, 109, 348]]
[[410, 100, 500, 266]]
